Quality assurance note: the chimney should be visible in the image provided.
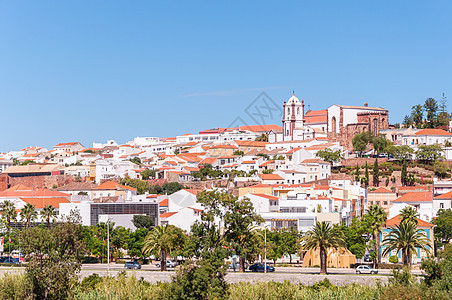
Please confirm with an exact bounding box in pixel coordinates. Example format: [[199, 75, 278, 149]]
[[364, 103, 368, 107]]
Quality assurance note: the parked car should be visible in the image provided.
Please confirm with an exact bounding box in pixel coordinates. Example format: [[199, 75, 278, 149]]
[[249, 263, 275, 272], [0, 257, 18, 264], [356, 265, 378, 274], [156, 260, 177, 268], [124, 261, 141, 270]]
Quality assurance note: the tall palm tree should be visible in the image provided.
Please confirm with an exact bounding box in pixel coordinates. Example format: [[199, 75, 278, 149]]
[[40, 205, 57, 229], [367, 204, 388, 267], [142, 224, 184, 271], [20, 203, 37, 228], [0, 200, 17, 228], [400, 206, 418, 225], [301, 221, 345, 274], [382, 221, 431, 266]]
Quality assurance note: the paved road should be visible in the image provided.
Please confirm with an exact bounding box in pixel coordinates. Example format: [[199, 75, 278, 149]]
[[0, 264, 423, 286], [81, 263, 423, 276]]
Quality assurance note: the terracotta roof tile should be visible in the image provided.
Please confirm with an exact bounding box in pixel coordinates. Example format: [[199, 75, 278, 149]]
[[160, 212, 178, 218], [386, 214, 433, 228], [258, 174, 284, 180], [250, 193, 278, 200], [415, 129, 452, 136], [393, 192, 433, 203]]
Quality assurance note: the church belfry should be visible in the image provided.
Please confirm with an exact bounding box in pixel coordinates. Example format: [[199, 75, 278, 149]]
[[282, 93, 305, 141]]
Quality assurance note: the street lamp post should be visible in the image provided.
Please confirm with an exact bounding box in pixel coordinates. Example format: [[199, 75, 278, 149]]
[[264, 226, 267, 273], [107, 220, 110, 275]]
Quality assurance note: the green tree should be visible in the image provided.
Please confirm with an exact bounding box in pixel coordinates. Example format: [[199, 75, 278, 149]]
[[142, 224, 185, 271], [111, 226, 131, 258], [255, 134, 268, 142], [354, 164, 360, 182], [40, 205, 57, 229], [372, 159, 379, 187], [130, 157, 142, 165], [411, 104, 424, 128], [233, 150, 245, 156], [127, 228, 149, 259], [433, 209, 452, 249], [352, 131, 372, 155], [1, 200, 17, 228], [362, 162, 369, 186], [162, 182, 186, 195], [301, 221, 345, 274], [278, 227, 301, 264], [338, 218, 370, 259], [21, 203, 37, 228], [366, 204, 388, 267], [400, 206, 419, 225], [132, 215, 154, 229], [403, 115, 413, 128], [262, 169, 274, 174], [433, 161, 449, 179], [372, 136, 388, 155], [315, 148, 344, 165], [382, 221, 431, 266], [401, 160, 408, 185], [424, 98, 439, 128], [20, 213, 86, 299], [141, 169, 156, 180], [416, 144, 443, 163]]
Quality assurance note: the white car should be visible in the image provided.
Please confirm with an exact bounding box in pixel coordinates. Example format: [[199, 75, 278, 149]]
[[356, 265, 378, 274], [155, 260, 177, 268]]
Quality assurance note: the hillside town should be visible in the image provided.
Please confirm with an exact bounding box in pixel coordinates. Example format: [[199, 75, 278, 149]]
[[0, 93, 451, 268]]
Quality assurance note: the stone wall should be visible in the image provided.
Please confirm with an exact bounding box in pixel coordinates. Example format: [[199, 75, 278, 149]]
[[341, 157, 388, 167], [0, 173, 77, 191]]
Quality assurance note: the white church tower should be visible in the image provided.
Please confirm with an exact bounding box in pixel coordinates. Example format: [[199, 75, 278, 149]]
[[283, 93, 305, 141]]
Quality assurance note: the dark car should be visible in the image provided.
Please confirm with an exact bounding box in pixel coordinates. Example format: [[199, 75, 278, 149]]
[[0, 257, 17, 264], [249, 263, 275, 272], [124, 261, 141, 270]]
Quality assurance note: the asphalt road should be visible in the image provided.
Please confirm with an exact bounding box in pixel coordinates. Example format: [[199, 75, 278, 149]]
[[0, 264, 422, 286], [80, 263, 423, 276]]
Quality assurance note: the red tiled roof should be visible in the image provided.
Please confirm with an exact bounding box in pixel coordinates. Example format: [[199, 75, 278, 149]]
[[386, 214, 433, 228], [184, 189, 202, 195], [242, 161, 256, 164], [434, 190, 452, 199], [238, 125, 282, 133], [393, 192, 433, 203], [251, 193, 278, 200], [160, 212, 178, 218], [259, 160, 274, 167], [19, 197, 70, 209], [258, 174, 284, 180], [200, 158, 217, 165], [235, 141, 268, 147], [301, 159, 327, 164], [415, 129, 452, 136], [159, 198, 169, 206]]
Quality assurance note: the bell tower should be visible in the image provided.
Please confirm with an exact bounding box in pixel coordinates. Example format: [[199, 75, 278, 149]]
[[282, 92, 305, 141]]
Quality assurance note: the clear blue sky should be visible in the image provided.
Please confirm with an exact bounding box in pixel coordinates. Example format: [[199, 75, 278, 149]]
[[1, 1, 451, 151]]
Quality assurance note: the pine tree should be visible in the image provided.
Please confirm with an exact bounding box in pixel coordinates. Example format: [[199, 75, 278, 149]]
[[401, 160, 407, 186], [354, 164, 360, 182], [373, 159, 379, 187], [364, 162, 369, 186]]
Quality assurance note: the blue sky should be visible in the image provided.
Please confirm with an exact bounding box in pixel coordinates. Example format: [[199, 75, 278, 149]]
[[1, 1, 451, 151]]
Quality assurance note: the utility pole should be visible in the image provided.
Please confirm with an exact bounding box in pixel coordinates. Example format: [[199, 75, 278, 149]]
[[264, 226, 267, 273]]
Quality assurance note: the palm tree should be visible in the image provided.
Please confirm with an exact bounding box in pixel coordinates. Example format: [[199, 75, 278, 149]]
[[382, 221, 431, 266], [0, 200, 17, 228], [20, 203, 37, 228], [400, 206, 418, 225], [367, 204, 388, 267], [301, 221, 345, 274], [142, 225, 184, 271], [40, 205, 57, 229]]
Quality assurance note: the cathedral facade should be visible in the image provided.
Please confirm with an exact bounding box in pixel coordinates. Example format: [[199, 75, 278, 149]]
[[269, 94, 389, 150]]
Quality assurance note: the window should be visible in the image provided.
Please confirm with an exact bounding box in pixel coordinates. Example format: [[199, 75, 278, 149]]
[[383, 201, 388, 205], [440, 203, 444, 209]]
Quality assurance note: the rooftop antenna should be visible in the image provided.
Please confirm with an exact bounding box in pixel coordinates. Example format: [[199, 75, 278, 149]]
[[293, 90, 295, 95]]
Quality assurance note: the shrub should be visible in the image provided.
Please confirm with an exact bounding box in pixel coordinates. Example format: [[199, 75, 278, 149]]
[[389, 256, 398, 264], [80, 274, 103, 291]]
